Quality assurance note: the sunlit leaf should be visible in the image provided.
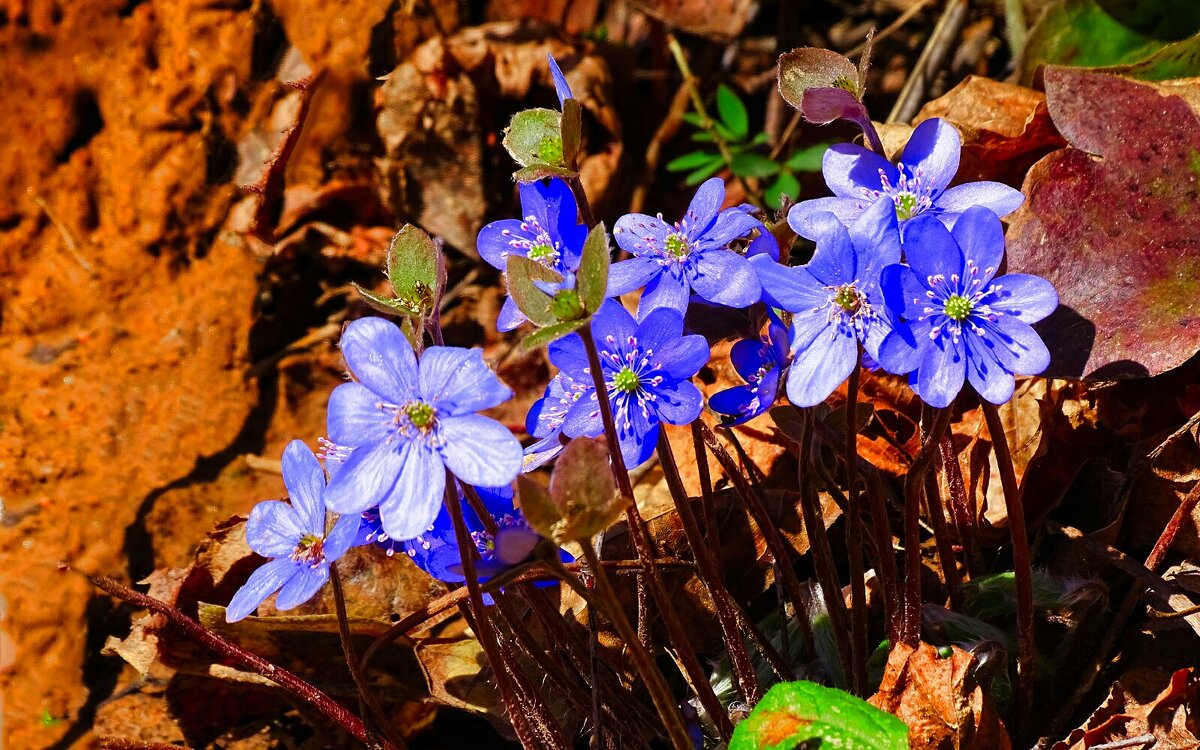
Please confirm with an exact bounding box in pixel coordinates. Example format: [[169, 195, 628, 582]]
[[506, 256, 561, 327], [729, 681, 908, 750]]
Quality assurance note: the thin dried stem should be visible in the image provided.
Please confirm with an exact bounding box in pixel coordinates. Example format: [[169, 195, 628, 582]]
[[899, 406, 953, 647], [844, 358, 868, 695]]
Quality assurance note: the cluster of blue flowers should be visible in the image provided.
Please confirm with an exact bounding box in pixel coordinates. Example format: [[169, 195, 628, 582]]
[[225, 56, 1056, 622]]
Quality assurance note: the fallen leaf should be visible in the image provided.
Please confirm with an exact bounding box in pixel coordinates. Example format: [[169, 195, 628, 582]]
[[1055, 667, 1200, 750], [1006, 67, 1200, 380]]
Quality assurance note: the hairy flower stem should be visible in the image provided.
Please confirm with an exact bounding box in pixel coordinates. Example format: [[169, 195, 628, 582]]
[[658, 431, 763, 705], [796, 410, 854, 685], [939, 434, 977, 575], [691, 422, 720, 551], [924, 469, 963, 609], [566, 174, 597, 229], [578, 326, 735, 741], [863, 469, 900, 637], [443, 474, 567, 749], [330, 564, 408, 749], [844, 359, 868, 695], [980, 400, 1034, 732], [554, 548, 695, 750], [89, 575, 390, 749], [698, 422, 817, 657], [899, 406, 953, 647]]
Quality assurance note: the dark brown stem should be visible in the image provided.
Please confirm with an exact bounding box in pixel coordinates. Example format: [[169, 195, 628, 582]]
[[573, 547, 696, 750], [658, 431, 763, 705], [844, 358, 868, 695], [578, 326, 734, 740], [938, 434, 977, 575], [691, 421, 720, 551], [863, 469, 900, 639], [796, 410, 854, 685], [899, 406, 953, 647], [330, 564, 408, 749], [566, 174, 597, 229], [698, 421, 817, 658], [979, 400, 1034, 732], [443, 473, 565, 749], [923, 468, 963, 610], [89, 575, 388, 749]]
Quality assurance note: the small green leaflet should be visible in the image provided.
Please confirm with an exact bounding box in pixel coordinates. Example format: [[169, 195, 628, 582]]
[[729, 681, 908, 750], [716, 84, 750, 141]]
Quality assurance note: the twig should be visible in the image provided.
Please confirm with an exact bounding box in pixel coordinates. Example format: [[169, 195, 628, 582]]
[[844, 355, 868, 695], [887, 0, 969, 124], [848, 0, 936, 57], [29, 189, 94, 273], [899, 407, 953, 646], [88, 575, 386, 748]]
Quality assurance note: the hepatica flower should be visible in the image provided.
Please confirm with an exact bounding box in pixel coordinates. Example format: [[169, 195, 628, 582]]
[[523, 370, 589, 471], [751, 197, 900, 407], [787, 118, 1024, 239], [226, 440, 359, 623], [477, 177, 587, 331], [609, 177, 764, 317], [709, 312, 789, 426], [877, 207, 1057, 408], [323, 317, 523, 541], [549, 301, 708, 468]]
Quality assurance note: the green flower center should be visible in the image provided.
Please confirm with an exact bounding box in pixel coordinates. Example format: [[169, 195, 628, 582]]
[[293, 533, 325, 564], [833, 284, 862, 313], [405, 401, 436, 429], [943, 294, 973, 321], [613, 367, 639, 393], [528, 243, 557, 263], [894, 192, 918, 221], [536, 135, 564, 165], [665, 232, 690, 259]]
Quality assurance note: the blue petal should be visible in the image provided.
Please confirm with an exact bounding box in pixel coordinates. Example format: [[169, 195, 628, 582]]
[[275, 565, 330, 611], [988, 274, 1058, 325], [696, 209, 761, 251], [323, 438, 404, 516], [638, 271, 691, 318], [476, 219, 525, 270], [225, 557, 297, 623], [419, 346, 513, 415], [745, 220, 780, 260], [964, 328, 1015, 405], [861, 313, 894, 364], [281, 440, 326, 534], [607, 256, 661, 297], [979, 315, 1051, 376], [632, 306, 685, 355], [902, 216, 962, 287], [689, 249, 761, 307], [522, 178, 586, 269], [915, 334, 966, 408], [497, 295, 526, 333], [788, 197, 866, 239], [789, 307, 834, 354], [613, 213, 671, 257], [327, 383, 389, 448], [848, 196, 902, 286], [547, 332, 591, 380], [656, 334, 710, 381], [324, 512, 362, 562], [784, 325, 857, 407], [439, 414, 523, 487], [750, 254, 828, 313], [620, 415, 658, 469], [823, 143, 898, 199], [561, 391, 603, 438], [936, 181, 1024, 219], [949, 206, 1005, 283], [730, 337, 770, 381], [378, 441, 446, 541], [684, 178, 726, 236], [523, 435, 566, 471], [900, 118, 960, 191], [246, 500, 304, 558], [654, 380, 704, 425], [709, 384, 758, 420], [877, 327, 923, 375], [495, 526, 541, 565], [548, 54, 573, 106], [590, 299, 638, 352], [806, 217, 856, 286], [340, 317, 419, 404]]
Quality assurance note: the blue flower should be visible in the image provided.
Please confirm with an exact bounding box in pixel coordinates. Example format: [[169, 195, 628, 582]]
[[476, 177, 588, 331], [323, 317, 523, 541], [787, 118, 1024, 240], [709, 312, 790, 425], [876, 207, 1057, 408], [548, 53, 573, 106], [226, 440, 360, 623], [609, 178, 765, 317], [353, 508, 406, 558], [750, 197, 901, 407], [523, 370, 589, 471], [549, 301, 709, 468]]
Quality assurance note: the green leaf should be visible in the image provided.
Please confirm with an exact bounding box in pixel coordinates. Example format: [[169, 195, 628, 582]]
[[730, 152, 779, 179], [716, 84, 749, 141], [685, 156, 725, 185], [713, 121, 738, 143], [506, 256, 561, 327], [681, 111, 706, 128], [785, 142, 832, 172], [576, 222, 610, 313], [513, 163, 576, 183], [519, 318, 588, 352], [385, 224, 439, 316], [690, 130, 716, 143], [1092, 31, 1200, 80], [521, 439, 627, 543], [729, 681, 908, 750], [667, 150, 721, 171], [503, 108, 565, 168], [747, 131, 771, 147], [1020, 0, 1165, 83], [764, 170, 800, 210], [561, 98, 583, 169], [353, 283, 418, 317], [777, 48, 861, 110]]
